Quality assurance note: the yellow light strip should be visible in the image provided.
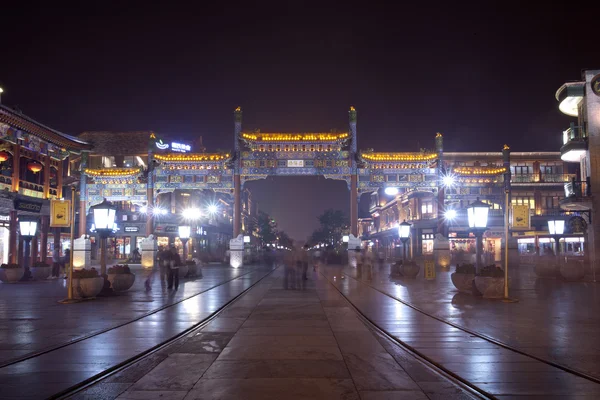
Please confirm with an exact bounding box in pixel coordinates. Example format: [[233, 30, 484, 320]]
[[84, 167, 141, 177], [153, 153, 230, 162], [241, 132, 349, 142], [362, 153, 438, 162], [454, 166, 507, 175]]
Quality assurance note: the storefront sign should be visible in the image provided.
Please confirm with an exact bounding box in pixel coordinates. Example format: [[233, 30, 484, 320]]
[[511, 205, 530, 229], [287, 160, 304, 167], [50, 199, 71, 227], [155, 224, 178, 234], [124, 226, 140, 233], [591, 74, 600, 97], [424, 259, 436, 280], [155, 139, 192, 153], [568, 216, 587, 233], [13, 198, 42, 213]]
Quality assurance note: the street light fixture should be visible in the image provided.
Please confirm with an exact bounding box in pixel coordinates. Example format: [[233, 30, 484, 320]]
[[179, 225, 191, 261], [398, 219, 411, 262], [182, 208, 202, 220], [90, 199, 117, 275], [19, 216, 38, 273], [444, 209, 457, 221], [467, 198, 490, 272], [384, 187, 399, 196], [548, 219, 565, 263]]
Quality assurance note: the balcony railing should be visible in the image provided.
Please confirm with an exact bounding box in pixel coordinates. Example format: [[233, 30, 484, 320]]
[[511, 174, 575, 184], [563, 124, 586, 144], [564, 178, 591, 198]]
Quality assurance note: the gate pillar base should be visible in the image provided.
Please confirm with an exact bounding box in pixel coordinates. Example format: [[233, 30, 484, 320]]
[[347, 234, 361, 268], [229, 235, 244, 268]]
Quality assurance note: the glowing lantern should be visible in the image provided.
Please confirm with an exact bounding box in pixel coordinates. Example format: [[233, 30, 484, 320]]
[[0, 152, 9, 162], [27, 162, 43, 173]]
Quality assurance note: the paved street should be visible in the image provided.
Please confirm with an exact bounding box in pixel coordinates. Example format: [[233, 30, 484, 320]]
[[0, 264, 264, 366], [337, 262, 600, 379]]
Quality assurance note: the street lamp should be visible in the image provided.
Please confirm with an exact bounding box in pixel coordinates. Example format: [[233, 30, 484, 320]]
[[90, 199, 117, 275], [19, 216, 38, 273], [548, 219, 565, 264], [179, 225, 191, 261], [398, 219, 411, 262], [467, 198, 490, 273]]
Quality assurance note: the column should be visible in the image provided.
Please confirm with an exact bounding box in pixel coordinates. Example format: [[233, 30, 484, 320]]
[[11, 144, 19, 192], [54, 227, 61, 258], [43, 155, 50, 198], [17, 236, 23, 267], [40, 215, 49, 263], [31, 235, 38, 263], [8, 210, 17, 264], [57, 159, 63, 199], [170, 191, 176, 214], [78, 151, 89, 238], [350, 174, 358, 236], [233, 174, 241, 238], [146, 153, 154, 236]]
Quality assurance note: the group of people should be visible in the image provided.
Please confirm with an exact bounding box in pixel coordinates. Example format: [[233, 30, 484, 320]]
[[279, 245, 326, 290], [49, 248, 70, 279], [145, 245, 182, 291], [354, 246, 385, 281]]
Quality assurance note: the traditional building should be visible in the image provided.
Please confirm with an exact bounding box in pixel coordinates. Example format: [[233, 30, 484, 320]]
[[0, 104, 91, 265]]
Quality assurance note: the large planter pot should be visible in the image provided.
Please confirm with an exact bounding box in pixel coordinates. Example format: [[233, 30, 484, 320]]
[[0, 267, 25, 283], [107, 273, 136, 292], [474, 276, 504, 299], [534, 260, 559, 278], [72, 277, 104, 298], [451, 272, 475, 294], [400, 262, 420, 278], [186, 263, 198, 277], [178, 265, 189, 278], [560, 260, 585, 281], [30, 266, 51, 281]]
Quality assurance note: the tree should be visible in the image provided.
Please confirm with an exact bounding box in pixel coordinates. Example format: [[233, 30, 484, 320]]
[[277, 231, 294, 249], [309, 209, 349, 246], [257, 211, 277, 246]]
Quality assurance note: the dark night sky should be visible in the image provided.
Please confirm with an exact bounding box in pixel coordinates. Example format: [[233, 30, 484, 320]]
[[0, 3, 597, 241]]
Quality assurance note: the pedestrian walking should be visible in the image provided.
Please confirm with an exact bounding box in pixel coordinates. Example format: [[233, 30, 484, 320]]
[[62, 249, 70, 279], [283, 248, 294, 289], [301, 245, 309, 281], [354, 247, 363, 279], [50, 247, 61, 279], [167, 246, 181, 290]]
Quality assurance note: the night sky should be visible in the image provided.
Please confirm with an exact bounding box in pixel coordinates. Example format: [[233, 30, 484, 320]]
[[0, 3, 597, 241]]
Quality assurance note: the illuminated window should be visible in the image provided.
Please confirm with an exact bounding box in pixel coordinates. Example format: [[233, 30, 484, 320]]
[[421, 200, 433, 215]]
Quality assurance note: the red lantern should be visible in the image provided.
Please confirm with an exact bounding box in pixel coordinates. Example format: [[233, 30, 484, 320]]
[[27, 162, 42, 173], [0, 151, 9, 162]]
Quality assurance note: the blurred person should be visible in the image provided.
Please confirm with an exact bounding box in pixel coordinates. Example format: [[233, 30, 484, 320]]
[[354, 247, 363, 279], [167, 245, 181, 290]]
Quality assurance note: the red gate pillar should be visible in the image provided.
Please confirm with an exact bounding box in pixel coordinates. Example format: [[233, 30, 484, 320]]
[[32, 235, 38, 263], [40, 215, 49, 263], [233, 174, 241, 238], [9, 210, 17, 264], [146, 187, 154, 236], [350, 174, 358, 237]]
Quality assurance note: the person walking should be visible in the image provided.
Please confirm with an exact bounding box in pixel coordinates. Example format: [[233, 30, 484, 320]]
[[301, 245, 309, 281], [62, 248, 70, 279], [167, 246, 181, 290], [50, 247, 61, 279], [354, 247, 363, 279]]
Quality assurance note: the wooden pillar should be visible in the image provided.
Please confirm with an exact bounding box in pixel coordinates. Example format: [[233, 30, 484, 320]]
[[11, 144, 19, 192], [17, 236, 23, 267], [31, 235, 38, 263], [233, 174, 241, 238], [78, 152, 88, 238], [54, 227, 61, 258], [350, 174, 358, 237], [8, 210, 17, 264], [57, 160, 63, 199], [40, 215, 49, 263], [43, 156, 50, 198]]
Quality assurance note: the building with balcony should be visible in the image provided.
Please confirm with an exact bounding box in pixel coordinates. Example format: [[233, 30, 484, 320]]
[[0, 104, 91, 265], [556, 69, 600, 269]]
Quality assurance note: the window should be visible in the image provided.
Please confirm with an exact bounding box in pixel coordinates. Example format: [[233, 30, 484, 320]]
[[422, 233, 434, 254], [421, 200, 433, 216], [512, 196, 535, 210]]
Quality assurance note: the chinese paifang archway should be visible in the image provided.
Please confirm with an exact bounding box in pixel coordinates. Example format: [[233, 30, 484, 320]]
[[80, 107, 508, 265]]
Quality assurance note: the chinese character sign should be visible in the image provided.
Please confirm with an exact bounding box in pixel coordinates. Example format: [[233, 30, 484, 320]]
[[512, 205, 530, 229], [50, 200, 71, 227]]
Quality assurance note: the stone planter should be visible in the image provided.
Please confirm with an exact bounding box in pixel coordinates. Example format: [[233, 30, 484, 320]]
[[186, 263, 198, 277], [560, 260, 585, 281], [107, 273, 136, 292], [0, 267, 25, 283], [177, 264, 189, 279], [400, 262, 420, 278], [534, 261, 559, 278], [30, 266, 51, 281], [451, 272, 475, 294], [72, 277, 104, 298], [474, 276, 504, 299]]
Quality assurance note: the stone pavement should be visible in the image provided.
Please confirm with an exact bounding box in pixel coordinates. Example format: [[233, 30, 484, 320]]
[[76, 268, 480, 400], [0, 265, 275, 400], [336, 262, 600, 380], [0, 264, 263, 366]]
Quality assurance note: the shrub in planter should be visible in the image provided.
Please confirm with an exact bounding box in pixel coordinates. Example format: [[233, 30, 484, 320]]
[[72, 268, 104, 298], [0, 263, 24, 283], [31, 261, 51, 281], [451, 263, 476, 294], [560, 259, 585, 281], [474, 265, 505, 299], [107, 264, 136, 292], [399, 260, 420, 278]]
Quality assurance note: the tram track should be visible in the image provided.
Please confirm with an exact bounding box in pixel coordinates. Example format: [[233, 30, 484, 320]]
[[0, 265, 267, 370], [0, 265, 277, 400], [332, 267, 600, 386]]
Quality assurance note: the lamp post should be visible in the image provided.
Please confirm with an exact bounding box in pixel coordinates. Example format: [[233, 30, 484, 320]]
[[90, 199, 117, 275], [467, 198, 490, 273], [548, 219, 565, 265], [19, 216, 38, 273], [398, 220, 411, 262], [179, 225, 191, 261]]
